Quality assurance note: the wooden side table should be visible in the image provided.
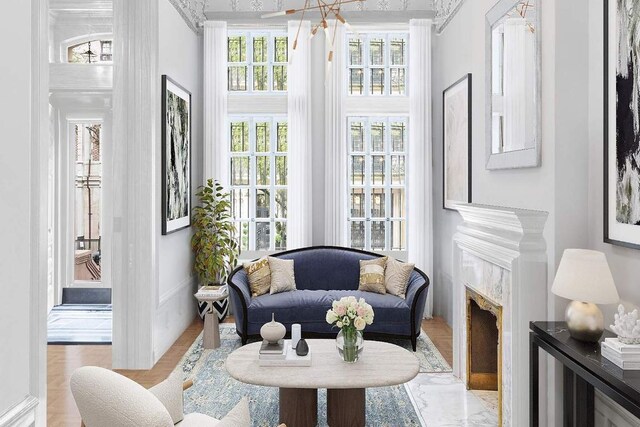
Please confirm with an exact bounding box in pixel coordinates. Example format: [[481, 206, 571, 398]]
[[195, 291, 228, 350]]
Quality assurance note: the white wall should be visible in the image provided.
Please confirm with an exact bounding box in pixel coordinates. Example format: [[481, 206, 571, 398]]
[[431, 1, 592, 425], [432, 0, 560, 326], [154, 0, 203, 363], [0, 1, 46, 424], [0, 0, 34, 417]]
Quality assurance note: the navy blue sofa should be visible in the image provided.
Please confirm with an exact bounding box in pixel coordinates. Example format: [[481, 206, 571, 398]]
[[227, 246, 430, 351]]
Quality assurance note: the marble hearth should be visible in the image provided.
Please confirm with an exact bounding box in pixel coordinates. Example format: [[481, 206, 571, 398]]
[[453, 204, 548, 427]]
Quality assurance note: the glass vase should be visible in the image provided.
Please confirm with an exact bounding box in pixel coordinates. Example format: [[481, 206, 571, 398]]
[[336, 328, 364, 363]]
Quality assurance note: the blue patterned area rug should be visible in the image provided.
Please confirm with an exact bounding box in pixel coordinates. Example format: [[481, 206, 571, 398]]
[[173, 324, 450, 426]]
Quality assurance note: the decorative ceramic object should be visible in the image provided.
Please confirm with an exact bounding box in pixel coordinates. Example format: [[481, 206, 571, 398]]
[[295, 339, 309, 356], [611, 304, 640, 345], [336, 329, 364, 363], [291, 324, 301, 349], [260, 313, 286, 344]]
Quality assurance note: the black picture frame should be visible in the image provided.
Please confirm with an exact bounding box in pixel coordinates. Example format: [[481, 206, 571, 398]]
[[604, 0, 640, 250], [443, 73, 473, 211], [161, 75, 192, 235]]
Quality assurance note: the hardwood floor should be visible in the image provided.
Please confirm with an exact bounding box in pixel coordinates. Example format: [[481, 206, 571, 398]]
[[47, 315, 453, 426], [422, 316, 454, 366]]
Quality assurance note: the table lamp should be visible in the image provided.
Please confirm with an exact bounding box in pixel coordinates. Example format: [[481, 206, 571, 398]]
[[551, 249, 619, 342]]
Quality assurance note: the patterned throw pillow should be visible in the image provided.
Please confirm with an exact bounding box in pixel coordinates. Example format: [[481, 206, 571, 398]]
[[358, 257, 388, 294], [243, 257, 271, 297], [268, 257, 297, 294], [385, 257, 415, 299]]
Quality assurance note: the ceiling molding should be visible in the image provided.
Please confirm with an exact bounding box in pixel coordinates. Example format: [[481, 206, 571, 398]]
[[167, 0, 206, 33], [206, 0, 433, 12], [434, 0, 465, 34]]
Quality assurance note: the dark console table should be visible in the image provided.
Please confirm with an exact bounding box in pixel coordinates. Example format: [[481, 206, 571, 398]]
[[530, 321, 640, 427]]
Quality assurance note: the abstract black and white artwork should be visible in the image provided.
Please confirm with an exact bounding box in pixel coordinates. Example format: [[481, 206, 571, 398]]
[[162, 75, 191, 235], [605, 0, 640, 249], [443, 73, 472, 210]]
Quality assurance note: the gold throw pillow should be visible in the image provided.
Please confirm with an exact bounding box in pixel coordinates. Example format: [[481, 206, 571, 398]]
[[385, 257, 415, 299], [268, 256, 297, 294], [243, 257, 271, 297], [358, 257, 387, 294]]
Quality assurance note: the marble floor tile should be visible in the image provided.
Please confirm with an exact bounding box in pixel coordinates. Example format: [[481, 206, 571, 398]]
[[407, 373, 499, 426]]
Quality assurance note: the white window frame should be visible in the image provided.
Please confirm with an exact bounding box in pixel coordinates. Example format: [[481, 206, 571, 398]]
[[228, 115, 288, 257], [346, 32, 409, 97], [343, 27, 410, 258], [347, 116, 408, 253], [227, 30, 288, 94]]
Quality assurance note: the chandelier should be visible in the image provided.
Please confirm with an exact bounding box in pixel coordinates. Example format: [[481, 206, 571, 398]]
[[262, 0, 365, 63]]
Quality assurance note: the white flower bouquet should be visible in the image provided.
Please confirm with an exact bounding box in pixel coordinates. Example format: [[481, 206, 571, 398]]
[[326, 296, 374, 362], [326, 296, 374, 331]]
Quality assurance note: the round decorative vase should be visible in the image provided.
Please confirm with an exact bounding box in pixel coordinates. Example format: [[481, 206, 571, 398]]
[[260, 313, 286, 344], [336, 328, 364, 363]]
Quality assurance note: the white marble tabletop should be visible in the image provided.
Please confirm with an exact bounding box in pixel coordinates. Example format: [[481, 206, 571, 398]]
[[225, 339, 420, 389]]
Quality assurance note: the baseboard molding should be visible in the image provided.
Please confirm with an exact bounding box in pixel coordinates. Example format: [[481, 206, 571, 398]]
[[158, 276, 194, 308], [154, 276, 197, 363], [595, 390, 640, 427], [0, 396, 38, 427]]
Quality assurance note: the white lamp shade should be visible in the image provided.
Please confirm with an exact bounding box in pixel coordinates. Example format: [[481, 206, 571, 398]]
[[551, 249, 619, 304]]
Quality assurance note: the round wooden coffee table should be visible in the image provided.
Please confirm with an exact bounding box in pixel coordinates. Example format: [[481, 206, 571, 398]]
[[226, 339, 419, 427]]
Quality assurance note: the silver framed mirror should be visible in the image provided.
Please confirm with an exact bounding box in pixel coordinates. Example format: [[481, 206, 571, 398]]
[[485, 0, 541, 170]]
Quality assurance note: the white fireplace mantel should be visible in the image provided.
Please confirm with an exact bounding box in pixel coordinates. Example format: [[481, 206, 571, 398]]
[[452, 203, 549, 427]]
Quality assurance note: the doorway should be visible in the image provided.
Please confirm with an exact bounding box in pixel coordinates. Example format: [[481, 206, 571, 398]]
[[47, 114, 112, 345]]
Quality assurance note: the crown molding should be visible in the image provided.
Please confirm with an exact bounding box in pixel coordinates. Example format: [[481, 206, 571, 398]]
[[434, 0, 465, 34], [167, 0, 206, 34]]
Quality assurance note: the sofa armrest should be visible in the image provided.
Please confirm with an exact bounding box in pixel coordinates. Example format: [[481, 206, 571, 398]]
[[228, 267, 251, 340], [405, 269, 430, 336]]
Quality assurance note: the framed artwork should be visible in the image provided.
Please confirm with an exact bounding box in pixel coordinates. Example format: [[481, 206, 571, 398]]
[[443, 73, 472, 210], [162, 75, 191, 235], [605, 1, 640, 249]]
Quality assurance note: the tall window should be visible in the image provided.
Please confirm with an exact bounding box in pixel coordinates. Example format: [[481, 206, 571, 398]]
[[229, 117, 288, 251], [347, 33, 408, 96], [67, 40, 113, 63], [228, 31, 288, 93], [348, 117, 407, 251]]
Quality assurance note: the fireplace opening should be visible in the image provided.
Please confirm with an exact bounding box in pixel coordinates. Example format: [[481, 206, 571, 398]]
[[468, 298, 499, 390], [466, 287, 502, 424]]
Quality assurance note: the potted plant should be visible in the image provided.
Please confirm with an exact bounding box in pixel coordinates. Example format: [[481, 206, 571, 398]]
[[191, 179, 240, 319]]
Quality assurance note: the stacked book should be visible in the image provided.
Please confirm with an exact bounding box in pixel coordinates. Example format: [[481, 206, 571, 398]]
[[195, 285, 228, 299], [601, 338, 640, 370], [258, 339, 312, 367]]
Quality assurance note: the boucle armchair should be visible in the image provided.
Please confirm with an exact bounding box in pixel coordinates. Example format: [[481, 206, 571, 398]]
[[70, 366, 250, 427]]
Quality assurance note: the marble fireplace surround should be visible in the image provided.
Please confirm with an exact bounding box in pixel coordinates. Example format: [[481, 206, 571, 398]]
[[452, 204, 548, 427]]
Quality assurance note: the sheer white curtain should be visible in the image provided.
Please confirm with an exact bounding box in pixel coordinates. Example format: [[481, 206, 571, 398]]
[[287, 20, 313, 248], [204, 21, 229, 186], [408, 19, 434, 318], [324, 21, 348, 246]]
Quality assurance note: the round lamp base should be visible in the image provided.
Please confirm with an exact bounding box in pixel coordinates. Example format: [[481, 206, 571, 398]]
[[565, 301, 604, 343]]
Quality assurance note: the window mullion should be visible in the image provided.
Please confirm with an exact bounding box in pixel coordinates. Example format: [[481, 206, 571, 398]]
[[364, 118, 372, 251], [248, 117, 256, 251], [270, 117, 276, 251]]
